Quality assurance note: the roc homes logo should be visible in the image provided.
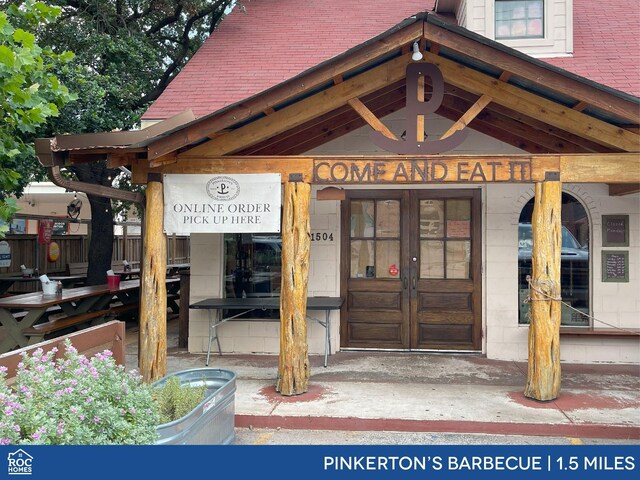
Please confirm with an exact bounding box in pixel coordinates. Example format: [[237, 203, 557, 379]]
[[7, 449, 33, 476]]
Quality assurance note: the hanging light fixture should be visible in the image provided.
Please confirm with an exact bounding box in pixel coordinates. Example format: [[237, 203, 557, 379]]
[[411, 41, 423, 61]]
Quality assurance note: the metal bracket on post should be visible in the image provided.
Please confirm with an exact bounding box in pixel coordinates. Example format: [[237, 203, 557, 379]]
[[148, 172, 163, 183], [288, 173, 304, 183], [544, 171, 560, 181]]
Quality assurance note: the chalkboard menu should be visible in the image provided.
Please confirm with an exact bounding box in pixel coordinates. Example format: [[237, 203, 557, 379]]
[[602, 215, 629, 247], [602, 250, 629, 282]]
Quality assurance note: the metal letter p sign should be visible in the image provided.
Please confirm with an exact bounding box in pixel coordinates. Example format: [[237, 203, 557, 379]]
[[371, 63, 467, 154]]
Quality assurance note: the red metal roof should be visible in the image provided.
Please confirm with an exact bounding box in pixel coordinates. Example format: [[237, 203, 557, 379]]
[[142, 0, 639, 121]]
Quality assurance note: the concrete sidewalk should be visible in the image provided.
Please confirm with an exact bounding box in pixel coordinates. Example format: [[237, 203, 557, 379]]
[[125, 321, 640, 443]]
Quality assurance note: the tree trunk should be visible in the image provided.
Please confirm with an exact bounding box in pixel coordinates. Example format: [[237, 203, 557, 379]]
[[276, 181, 311, 396], [139, 179, 167, 383], [71, 164, 114, 285], [524, 180, 562, 401]]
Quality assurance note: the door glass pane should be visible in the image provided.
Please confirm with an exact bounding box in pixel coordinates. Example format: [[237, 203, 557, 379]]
[[420, 240, 444, 278], [420, 200, 444, 238], [376, 200, 400, 238], [351, 240, 374, 278], [351, 201, 374, 237], [446, 241, 470, 279], [376, 241, 400, 279], [446, 199, 471, 238]]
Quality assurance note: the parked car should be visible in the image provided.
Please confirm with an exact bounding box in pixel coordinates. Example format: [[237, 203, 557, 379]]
[[517, 223, 588, 262], [518, 223, 589, 321]]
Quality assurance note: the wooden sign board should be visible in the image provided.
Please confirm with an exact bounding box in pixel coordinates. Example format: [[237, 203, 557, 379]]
[[601, 250, 629, 283], [313, 158, 535, 184]]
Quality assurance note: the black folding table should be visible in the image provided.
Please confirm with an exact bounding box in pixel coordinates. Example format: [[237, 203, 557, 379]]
[[189, 296, 343, 367]]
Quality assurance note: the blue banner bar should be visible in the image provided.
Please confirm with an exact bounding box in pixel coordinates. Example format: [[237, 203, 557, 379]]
[[1, 445, 638, 479]]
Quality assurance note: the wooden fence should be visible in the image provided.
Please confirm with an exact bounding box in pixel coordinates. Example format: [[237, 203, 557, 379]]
[[1, 234, 190, 280]]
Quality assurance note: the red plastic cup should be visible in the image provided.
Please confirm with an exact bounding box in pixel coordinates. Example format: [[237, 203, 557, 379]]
[[107, 274, 121, 290]]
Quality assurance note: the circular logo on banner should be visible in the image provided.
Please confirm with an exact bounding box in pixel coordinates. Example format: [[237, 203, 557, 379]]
[[48, 241, 60, 262], [206, 176, 240, 201]]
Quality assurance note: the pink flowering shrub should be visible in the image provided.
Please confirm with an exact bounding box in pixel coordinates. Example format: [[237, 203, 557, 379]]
[[0, 339, 160, 444]]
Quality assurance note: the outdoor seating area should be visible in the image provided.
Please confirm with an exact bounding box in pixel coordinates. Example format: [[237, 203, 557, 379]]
[[0, 277, 182, 354]]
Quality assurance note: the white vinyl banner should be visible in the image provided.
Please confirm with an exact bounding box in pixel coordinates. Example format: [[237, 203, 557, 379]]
[[163, 173, 281, 234]]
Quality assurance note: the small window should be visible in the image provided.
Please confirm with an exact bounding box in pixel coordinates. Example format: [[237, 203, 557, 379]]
[[224, 233, 282, 318], [496, 0, 544, 39]]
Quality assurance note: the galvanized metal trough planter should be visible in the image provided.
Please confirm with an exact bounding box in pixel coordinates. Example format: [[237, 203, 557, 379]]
[[153, 368, 236, 445]]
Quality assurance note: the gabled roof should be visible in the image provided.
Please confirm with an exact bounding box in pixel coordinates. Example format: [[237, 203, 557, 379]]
[[143, 0, 640, 122], [37, 10, 639, 172]]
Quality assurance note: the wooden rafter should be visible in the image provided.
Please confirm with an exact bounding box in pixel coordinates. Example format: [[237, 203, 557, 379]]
[[179, 53, 414, 158], [441, 93, 590, 153], [447, 88, 612, 153], [424, 22, 639, 124], [347, 97, 397, 140], [441, 93, 492, 139], [146, 23, 423, 160], [238, 82, 406, 156], [422, 51, 640, 152], [437, 101, 560, 154]]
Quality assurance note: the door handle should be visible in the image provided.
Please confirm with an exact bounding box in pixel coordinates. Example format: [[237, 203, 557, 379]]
[[412, 277, 417, 290], [403, 277, 408, 290]]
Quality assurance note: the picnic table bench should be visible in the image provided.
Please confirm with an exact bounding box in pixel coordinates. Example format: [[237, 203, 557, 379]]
[[0, 276, 181, 352], [0, 281, 140, 351]]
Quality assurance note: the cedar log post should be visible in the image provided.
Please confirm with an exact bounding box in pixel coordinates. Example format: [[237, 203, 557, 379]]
[[524, 180, 562, 401], [276, 180, 311, 396], [139, 176, 167, 383]]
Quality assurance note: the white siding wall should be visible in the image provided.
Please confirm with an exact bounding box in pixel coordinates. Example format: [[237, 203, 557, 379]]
[[486, 184, 640, 364], [456, 0, 469, 29], [461, 0, 573, 58]]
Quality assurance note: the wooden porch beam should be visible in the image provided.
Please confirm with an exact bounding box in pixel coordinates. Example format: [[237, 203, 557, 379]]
[[179, 53, 414, 158], [134, 156, 315, 184], [424, 22, 640, 124], [560, 155, 640, 183], [347, 97, 398, 140], [135, 153, 639, 185], [422, 51, 640, 152]]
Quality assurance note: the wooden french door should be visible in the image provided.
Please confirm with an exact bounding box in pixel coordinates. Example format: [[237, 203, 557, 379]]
[[340, 189, 482, 351]]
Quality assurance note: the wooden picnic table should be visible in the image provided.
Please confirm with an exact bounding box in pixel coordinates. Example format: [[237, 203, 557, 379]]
[[0, 280, 141, 354], [0, 274, 87, 295]]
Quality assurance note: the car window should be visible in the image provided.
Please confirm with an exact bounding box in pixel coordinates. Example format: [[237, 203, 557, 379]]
[[518, 224, 582, 250]]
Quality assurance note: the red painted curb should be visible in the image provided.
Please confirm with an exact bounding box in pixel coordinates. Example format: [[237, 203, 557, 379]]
[[235, 415, 640, 440]]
